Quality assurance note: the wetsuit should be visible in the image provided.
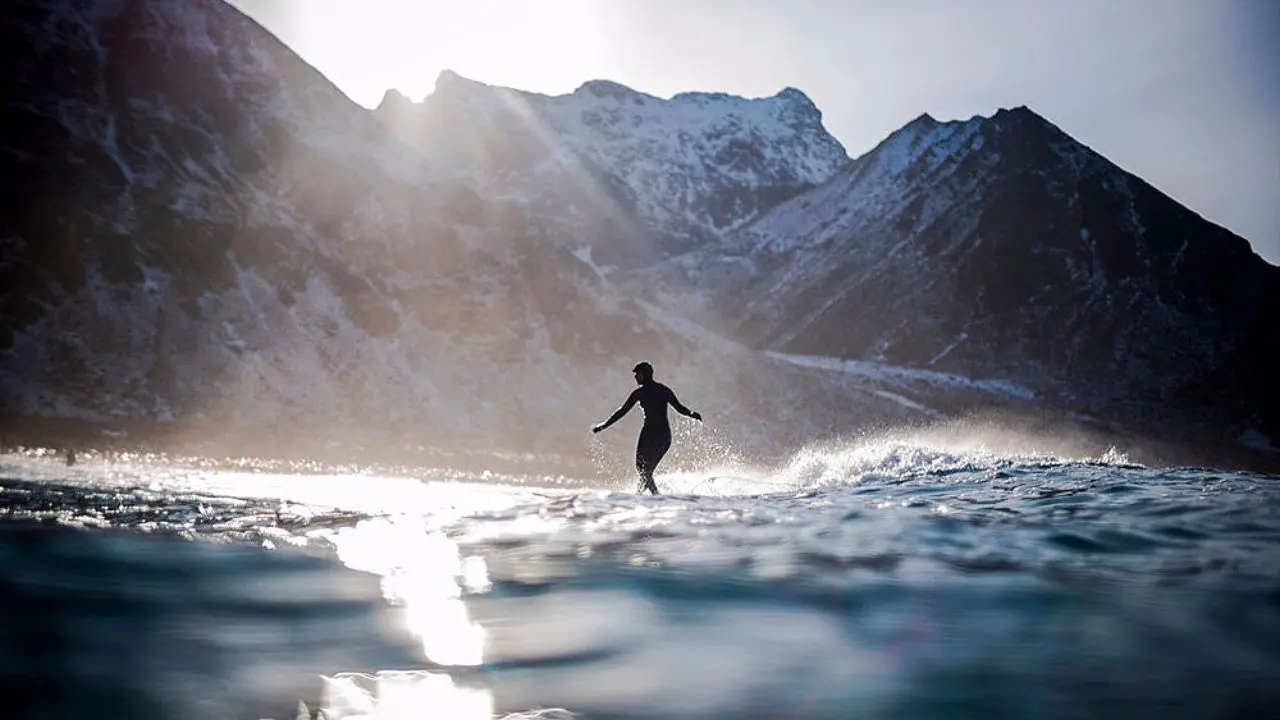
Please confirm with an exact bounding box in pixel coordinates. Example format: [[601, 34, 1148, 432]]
[[596, 381, 699, 494]]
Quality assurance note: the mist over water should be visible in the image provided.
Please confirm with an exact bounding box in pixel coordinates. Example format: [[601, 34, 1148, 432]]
[[0, 428, 1276, 719]]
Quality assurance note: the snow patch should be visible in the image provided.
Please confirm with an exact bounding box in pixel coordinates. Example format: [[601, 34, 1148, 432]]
[[570, 245, 614, 279], [766, 352, 1038, 400], [928, 333, 967, 366], [872, 390, 939, 417]]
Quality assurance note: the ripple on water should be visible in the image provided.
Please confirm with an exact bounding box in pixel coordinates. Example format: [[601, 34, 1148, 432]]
[[1, 447, 1278, 718]]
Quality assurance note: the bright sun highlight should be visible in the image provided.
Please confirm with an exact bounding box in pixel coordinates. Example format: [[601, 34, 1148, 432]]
[[285, 0, 609, 106]]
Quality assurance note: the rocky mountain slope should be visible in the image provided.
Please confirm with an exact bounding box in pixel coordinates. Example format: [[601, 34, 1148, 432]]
[[2, 0, 1274, 468], [0, 0, 634, 435], [0, 0, 928, 460], [666, 108, 1280, 446], [374, 72, 849, 263]]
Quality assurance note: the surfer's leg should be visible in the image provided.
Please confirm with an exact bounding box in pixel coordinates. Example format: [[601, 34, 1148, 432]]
[[635, 443, 658, 494], [637, 465, 658, 495], [635, 431, 670, 495], [635, 431, 669, 495]]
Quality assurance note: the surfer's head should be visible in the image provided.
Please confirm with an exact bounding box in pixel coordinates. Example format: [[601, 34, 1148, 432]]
[[632, 361, 654, 384]]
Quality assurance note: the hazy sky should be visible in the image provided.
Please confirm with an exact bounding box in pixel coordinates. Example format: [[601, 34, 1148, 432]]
[[229, 0, 1279, 263]]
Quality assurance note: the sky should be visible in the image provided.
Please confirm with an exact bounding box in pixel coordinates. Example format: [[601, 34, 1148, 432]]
[[228, 0, 1280, 264]]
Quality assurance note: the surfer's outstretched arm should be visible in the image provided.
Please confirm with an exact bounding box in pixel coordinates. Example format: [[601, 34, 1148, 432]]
[[593, 390, 639, 433], [666, 387, 702, 421]]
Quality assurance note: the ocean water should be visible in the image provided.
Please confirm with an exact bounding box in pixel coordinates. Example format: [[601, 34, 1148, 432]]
[[0, 437, 1277, 719]]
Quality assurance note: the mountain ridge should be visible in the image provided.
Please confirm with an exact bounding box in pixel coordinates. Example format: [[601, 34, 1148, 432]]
[[0, 0, 923, 459], [667, 102, 1280, 444], [1, 0, 1275, 468], [373, 69, 851, 262]]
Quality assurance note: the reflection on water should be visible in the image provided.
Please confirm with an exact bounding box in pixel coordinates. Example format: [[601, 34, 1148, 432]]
[[0, 451, 567, 720], [317, 670, 494, 720], [330, 518, 489, 666], [306, 489, 530, 718], [314, 518, 507, 718]]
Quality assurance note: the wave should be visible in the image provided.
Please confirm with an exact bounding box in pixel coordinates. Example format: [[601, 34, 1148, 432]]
[[657, 430, 1137, 497]]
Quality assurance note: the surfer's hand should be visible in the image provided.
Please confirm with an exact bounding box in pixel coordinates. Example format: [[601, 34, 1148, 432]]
[[691, 411, 702, 422], [592, 424, 604, 434]]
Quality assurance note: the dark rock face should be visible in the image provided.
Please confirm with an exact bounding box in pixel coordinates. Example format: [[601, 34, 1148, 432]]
[[2, 0, 398, 414], [0, 0, 662, 433], [696, 107, 1280, 441]]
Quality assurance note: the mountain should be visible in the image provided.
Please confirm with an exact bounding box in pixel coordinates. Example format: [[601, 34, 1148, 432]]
[[0, 0, 922, 459], [0, 0, 640, 437], [374, 72, 850, 264], [668, 107, 1280, 445], [2, 0, 1274, 468]]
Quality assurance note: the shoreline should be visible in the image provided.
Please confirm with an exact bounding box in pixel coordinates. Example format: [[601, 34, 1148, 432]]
[[2, 411, 1277, 479], [0, 414, 601, 480]]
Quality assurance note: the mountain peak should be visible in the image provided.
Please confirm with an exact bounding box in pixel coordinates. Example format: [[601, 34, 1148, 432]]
[[574, 79, 650, 104], [375, 87, 414, 113], [907, 112, 938, 128], [433, 69, 493, 95], [988, 105, 1061, 134], [776, 86, 817, 109], [773, 86, 824, 126], [436, 68, 464, 85], [992, 104, 1039, 119]]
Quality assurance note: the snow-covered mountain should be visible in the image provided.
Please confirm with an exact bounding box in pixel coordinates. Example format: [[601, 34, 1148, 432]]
[[374, 72, 849, 263], [2, 0, 1274, 467], [0, 0, 922, 458], [669, 107, 1280, 445]]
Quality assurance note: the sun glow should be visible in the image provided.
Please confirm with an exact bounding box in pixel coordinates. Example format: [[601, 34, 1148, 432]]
[[277, 0, 611, 106]]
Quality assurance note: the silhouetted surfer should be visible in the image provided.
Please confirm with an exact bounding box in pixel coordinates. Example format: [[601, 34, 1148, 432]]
[[593, 362, 702, 494]]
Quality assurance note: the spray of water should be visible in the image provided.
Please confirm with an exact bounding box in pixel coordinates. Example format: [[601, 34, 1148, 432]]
[[648, 412, 1144, 497]]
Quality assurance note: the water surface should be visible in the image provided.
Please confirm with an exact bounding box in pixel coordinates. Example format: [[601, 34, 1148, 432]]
[[0, 440, 1276, 718]]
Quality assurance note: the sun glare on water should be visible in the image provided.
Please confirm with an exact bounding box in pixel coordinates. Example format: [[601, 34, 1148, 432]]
[[4, 450, 558, 718], [320, 516, 497, 718]]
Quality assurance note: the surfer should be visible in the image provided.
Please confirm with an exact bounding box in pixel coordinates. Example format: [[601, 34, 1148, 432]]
[[592, 362, 702, 494]]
